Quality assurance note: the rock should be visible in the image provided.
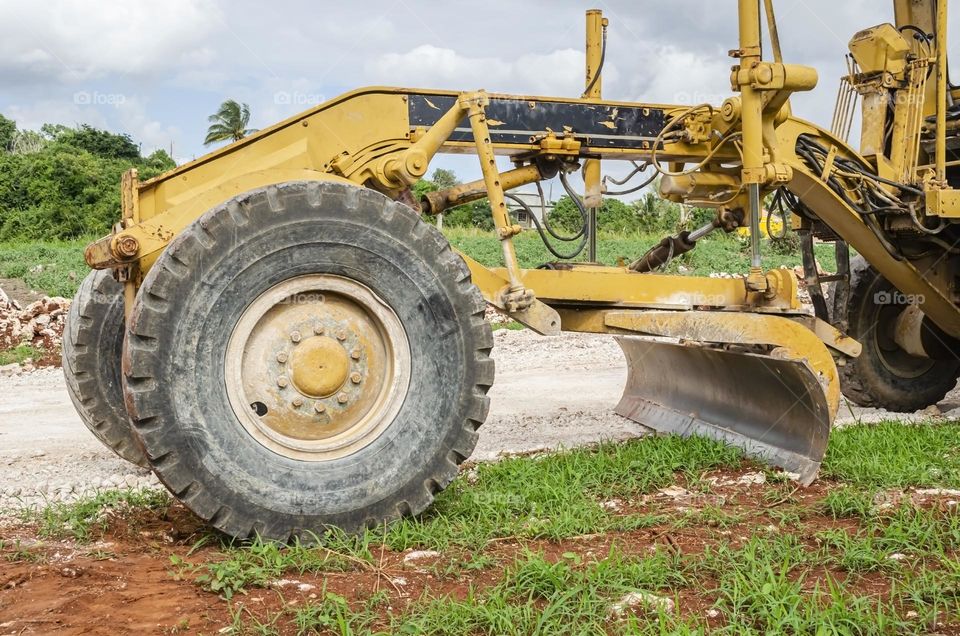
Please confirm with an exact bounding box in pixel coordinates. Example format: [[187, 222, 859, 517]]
[[705, 608, 720, 619], [403, 550, 441, 564], [608, 592, 675, 617], [922, 404, 942, 417], [600, 499, 623, 512], [736, 472, 766, 486], [888, 553, 907, 561], [656, 486, 691, 499], [915, 488, 960, 497], [0, 363, 19, 376]]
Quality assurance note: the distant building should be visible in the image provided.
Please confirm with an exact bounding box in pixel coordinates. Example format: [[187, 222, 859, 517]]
[[505, 190, 554, 229]]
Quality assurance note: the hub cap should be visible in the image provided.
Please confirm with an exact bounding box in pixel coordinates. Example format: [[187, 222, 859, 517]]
[[225, 274, 411, 461]]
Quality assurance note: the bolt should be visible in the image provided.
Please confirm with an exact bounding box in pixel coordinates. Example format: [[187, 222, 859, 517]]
[[314, 401, 326, 413], [336, 329, 347, 341], [336, 392, 349, 404], [292, 397, 303, 407], [313, 324, 325, 335], [290, 331, 302, 343], [350, 349, 361, 360], [350, 372, 362, 384], [113, 234, 140, 259], [276, 352, 288, 363], [277, 376, 289, 388]]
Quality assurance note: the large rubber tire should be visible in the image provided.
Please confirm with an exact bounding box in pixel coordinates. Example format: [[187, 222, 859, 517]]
[[123, 181, 493, 540], [63, 270, 148, 466], [833, 255, 960, 411]]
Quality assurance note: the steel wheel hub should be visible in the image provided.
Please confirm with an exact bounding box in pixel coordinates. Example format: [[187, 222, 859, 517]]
[[225, 274, 411, 461]]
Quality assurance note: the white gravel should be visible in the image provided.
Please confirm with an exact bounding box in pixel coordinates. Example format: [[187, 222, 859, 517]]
[[1, 328, 958, 511]]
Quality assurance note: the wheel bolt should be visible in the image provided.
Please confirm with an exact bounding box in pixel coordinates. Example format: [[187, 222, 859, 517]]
[[350, 349, 361, 360], [314, 401, 326, 413], [313, 324, 325, 335], [350, 372, 362, 384], [291, 331, 302, 343], [276, 352, 288, 363], [277, 376, 289, 388], [336, 392, 349, 404], [336, 329, 347, 341], [292, 397, 303, 407]]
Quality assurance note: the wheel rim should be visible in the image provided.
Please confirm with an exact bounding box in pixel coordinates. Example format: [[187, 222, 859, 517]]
[[225, 274, 411, 461], [874, 300, 934, 379]]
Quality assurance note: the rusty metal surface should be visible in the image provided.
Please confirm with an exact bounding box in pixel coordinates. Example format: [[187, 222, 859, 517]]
[[224, 274, 410, 461], [615, 337, 830, 485]]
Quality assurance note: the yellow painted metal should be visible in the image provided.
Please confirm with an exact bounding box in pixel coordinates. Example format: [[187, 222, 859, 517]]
[[934, 0, 948, 184], [927, 188, 960, 217], [582, 9, 605, 209], [290, 336, 351, 398]]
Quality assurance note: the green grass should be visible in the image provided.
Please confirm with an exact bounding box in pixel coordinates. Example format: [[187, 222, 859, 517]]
[[0, 343, 44, 365], [0, 238, 90, 298], [327, 435, 743, 553], [822, 421, 960, 488], [17, 488, 171, 542], [202, 422, 960, 634], [443, 226, 835, 275]]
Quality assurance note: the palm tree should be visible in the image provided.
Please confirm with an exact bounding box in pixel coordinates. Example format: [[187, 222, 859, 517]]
[[204, 100, 257, 145]]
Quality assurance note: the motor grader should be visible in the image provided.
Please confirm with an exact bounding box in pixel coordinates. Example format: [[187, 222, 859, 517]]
[[66, 1, 959, 541]]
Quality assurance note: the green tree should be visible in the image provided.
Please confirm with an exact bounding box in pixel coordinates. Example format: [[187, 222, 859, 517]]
[[0, 114, 15, 152], [204, 100, 256, 145], [47, 124, 140, 161], [431, 168, 458, 190]]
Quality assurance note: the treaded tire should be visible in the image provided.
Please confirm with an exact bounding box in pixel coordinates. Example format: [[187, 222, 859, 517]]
[[63, 270, 148, 467], [123, 181, 493, 541], [833, 255, 960, 411]]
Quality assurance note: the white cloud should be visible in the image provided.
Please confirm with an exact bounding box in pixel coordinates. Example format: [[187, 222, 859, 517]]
[[0, 0, 222, 83], [366, 45, 618, 98]]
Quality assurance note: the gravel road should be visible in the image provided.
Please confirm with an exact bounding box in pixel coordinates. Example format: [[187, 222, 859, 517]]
[[1, 328, 957, 509]]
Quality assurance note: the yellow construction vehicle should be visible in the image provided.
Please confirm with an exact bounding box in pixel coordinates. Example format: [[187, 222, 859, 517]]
[[64, 1, 960, 540]]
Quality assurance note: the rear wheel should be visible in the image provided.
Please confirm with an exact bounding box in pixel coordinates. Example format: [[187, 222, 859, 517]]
[[123, 181, 493, 540], [833, 256, 960, 411], [63, 270, 147, 466]]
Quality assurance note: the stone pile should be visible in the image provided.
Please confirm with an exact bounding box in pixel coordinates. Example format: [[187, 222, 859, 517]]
[[0, 286, 70, 370]]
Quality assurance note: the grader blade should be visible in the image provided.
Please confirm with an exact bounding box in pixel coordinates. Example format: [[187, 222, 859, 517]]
[[607, 311, 851, 485]]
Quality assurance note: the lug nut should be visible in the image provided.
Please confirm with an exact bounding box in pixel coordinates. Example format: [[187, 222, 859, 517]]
[[277, 376, 289, 388], [276, 352, 288, 363], [336, 392, 349, 404], [350, 372, 362, 384], [336, 329, 347, 341], [314, 401, 326, 413], [292, 397, 303, 407], [313, 324, 325, 335], [290, 331, 302, 343], [350, 349, 361, 360]]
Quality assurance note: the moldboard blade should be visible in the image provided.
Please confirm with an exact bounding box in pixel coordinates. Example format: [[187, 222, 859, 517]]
[[615, 337, 831, 485]]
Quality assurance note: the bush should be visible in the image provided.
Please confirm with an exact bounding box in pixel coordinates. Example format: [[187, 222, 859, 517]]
[[0, 119, 175, 241]]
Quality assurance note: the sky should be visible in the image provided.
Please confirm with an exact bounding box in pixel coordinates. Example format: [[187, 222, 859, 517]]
[[0, 0, 956, 187]]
